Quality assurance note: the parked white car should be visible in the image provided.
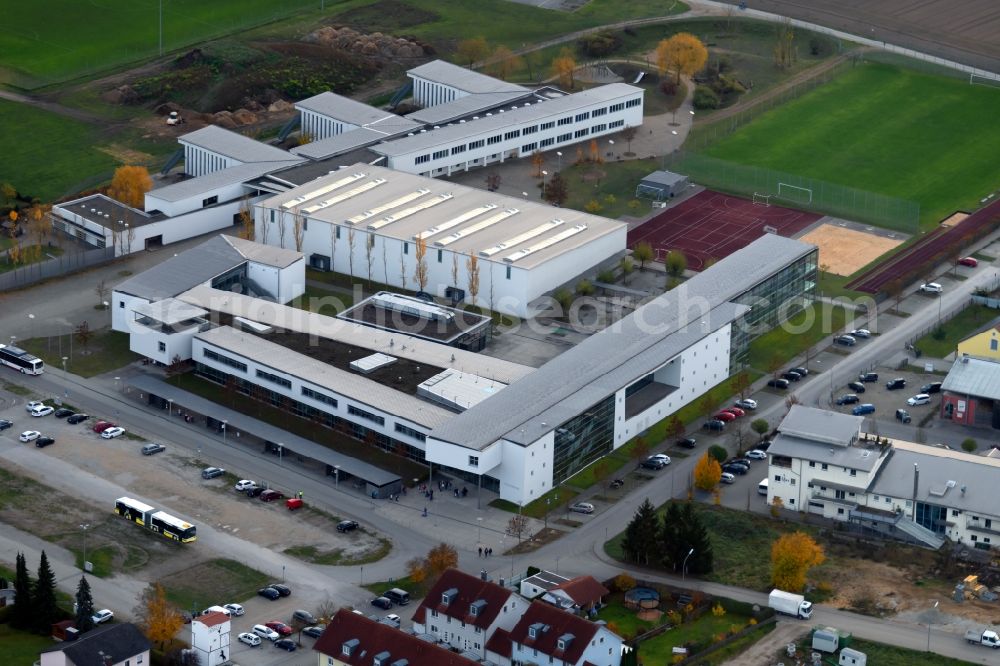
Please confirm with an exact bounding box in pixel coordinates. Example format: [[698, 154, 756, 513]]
[[101, 426, 126, 439], [907, 394, 931, 406], [919, 282, 943, 294], [735, 398, 757, 410], [19, 430, 40, 442], [383, 614, 401, 628], [851, 329, 871, 338], [238, 632, 261, 647], [746, 449, 768, 460], [223, 603, 245, 616], [720, 472, 735, 484], [30, 405, 54, 417], [569, 502, 595, 514], [25, 401, 44, 412], [92, 609, 114, 624], [252, 624, 280, 641], [234, 480, 257, 492]]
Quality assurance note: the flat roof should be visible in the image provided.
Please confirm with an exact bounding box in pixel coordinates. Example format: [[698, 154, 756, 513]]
[[405, 90, 538, 126], [429, 234, 813, 450], [372, 83, 642, 157], [198, 325, 454, 429], [128, 374, 401, 485], [223, 235, 303, 268], [132, 298, 208, 325], [114, 235, 246, 300], [942, 356, 1000, 400], [178, 125, 297, 164], [178, 285, 532, 386], [256, 164, 626, 271], [338, 292, 491, 344], [55, 194, 158, 230], [296, 91, 421, 130], [417, 369, 508, 411], [778, 405, 862, 447], [290, 128, 389, 161], [640, 170, 688, 187], [408, 60, 528, 95], [146, 161, 302, 203], [873, 440, 1000, 518], [767, 434, 885, 473], [257, 153, 384, 189]]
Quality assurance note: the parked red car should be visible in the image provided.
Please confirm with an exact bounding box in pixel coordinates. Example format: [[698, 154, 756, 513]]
[[92, 420, 116, 433], [725, 406, 746, 417], [260, 489, 285, 502], [958, 257, 978, 267], [265, 621, 293, 636], [713, 411, 737, 422]]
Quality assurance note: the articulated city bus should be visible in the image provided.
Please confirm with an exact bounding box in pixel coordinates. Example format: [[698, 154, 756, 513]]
[[114, 497, 197, 543], [0, 344, 44, 375]]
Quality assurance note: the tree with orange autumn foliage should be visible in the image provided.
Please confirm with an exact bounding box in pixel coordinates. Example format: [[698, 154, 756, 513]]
[[694, 452, 722, 491], [108, 165, 153, 208], [135, 583, 183, 650], [551, 48, 577, 89], [656, 33, 709, 84], [770, 531, 825, 592]]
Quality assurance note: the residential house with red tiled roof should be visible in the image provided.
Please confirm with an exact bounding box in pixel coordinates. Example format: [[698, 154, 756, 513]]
[[314, 609, 478, 666], [488, 601, 623, 666], [542, 575, 610, 614], [411, 568, 530, 659]]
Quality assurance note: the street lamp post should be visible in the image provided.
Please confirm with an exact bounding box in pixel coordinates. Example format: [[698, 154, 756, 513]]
[[544, 497, 551, 530], [221, 419, 228, 444], [27, 313, 34, 339], [114, 376, 120, 392], [927, 600, 938, 652], [556, 151, 562, 172], [80, 523, 90, 573], [335, 466, 342, 487], [61, 356, 68, 373], [477, 516, 483, 544], [682, 548, 695, 581], [167, 398, 174, 416], [541, 170, 548, 199], [282, 565, 286, 583], [608, 139, 614, 159], [278, 443, 284, 463]]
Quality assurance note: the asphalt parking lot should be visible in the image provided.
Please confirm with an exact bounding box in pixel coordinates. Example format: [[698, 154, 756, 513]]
[[827, 367, 943, 428]]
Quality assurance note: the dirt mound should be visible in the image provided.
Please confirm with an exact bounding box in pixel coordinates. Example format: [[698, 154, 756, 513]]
[[305, 25, 429, 59]]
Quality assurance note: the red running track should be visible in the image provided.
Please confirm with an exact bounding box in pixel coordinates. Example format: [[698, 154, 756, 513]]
[[627, 190, 821, 270], [846, 198, 1000, 294]]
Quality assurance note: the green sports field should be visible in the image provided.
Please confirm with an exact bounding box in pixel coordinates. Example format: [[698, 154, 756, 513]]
[[0, 0, 323, 88], [699, 62, 1000, 228]]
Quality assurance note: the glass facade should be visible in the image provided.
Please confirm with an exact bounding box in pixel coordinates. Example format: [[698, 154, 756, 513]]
[[552, 394, 616, 485], [915, 502, 948, 534], [729, 248, 818, 367]]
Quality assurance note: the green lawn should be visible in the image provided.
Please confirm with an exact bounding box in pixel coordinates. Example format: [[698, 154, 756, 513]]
[[160, 558, 270, 612], [560, 159, 659, 219], [0, 99, 121, 202], [914, 304, 995, 358], [746, 302, 850, 371], [0, 624, 55, 666], [20, 329, 139, 378], [844, 638, 974, 666], [640, 612, 754, 661], [700, 62, 1000, 228]]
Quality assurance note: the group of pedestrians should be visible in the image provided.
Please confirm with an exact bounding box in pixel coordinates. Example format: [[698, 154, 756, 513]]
[[477, 546, 493, 557]]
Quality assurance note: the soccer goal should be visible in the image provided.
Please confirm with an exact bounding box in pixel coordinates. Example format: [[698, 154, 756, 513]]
[[753, 192, 771, 207], [969, 72, 1000, 88], [777, 182, 813, 204]]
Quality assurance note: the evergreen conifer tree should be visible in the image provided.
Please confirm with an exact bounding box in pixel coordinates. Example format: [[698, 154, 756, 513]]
[[33, 551, 59, 634], [75, 576, 96, 633]]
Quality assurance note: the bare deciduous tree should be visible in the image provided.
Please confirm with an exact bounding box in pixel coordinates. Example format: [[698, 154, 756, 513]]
[[466, 252, 480, 308]]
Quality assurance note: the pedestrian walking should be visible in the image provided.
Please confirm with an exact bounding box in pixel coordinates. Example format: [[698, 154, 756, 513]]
[[478, 546, 483, 557]]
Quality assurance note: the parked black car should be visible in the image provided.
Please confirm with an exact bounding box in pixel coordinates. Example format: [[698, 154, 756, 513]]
[[896, 409, 912, 423], [702, 419, 726, 431], [257, 587, 281, 601], [268, 583, 291, 597], [54, 408, 74, 418], [641, 458, 667, 470], [35, 436, 55, 448], [336, 520, 359, 533], [836, 394, 860, 405], [781, 371, 803, 382], [371, 597, 393, 610], [847, 381, 866, 393], [609, 478, 625, 489], [767, 378, 790, 390], [859, 372, 879, 382], [274, 639, 297, 652], [921, 382, 942, 394], [722, 463, 748, 475], [886, 378, 907, 390], [0, 419, 12, 431], [66, 413, 89, 424], [790, 367, 809, 377], [246, 486, 265, 498], [676, 437, 697, 449], [302, 625, 325, 639]]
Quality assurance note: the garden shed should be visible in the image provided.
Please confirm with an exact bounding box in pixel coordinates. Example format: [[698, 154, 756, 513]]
[[636, 170, 689, 200]]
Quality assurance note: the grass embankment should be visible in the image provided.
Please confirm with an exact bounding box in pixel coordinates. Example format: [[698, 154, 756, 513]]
[[700, 62, 1000, 228], [914, 304, 995, 358], [20, 330, 138, 378], [746, 302, 850, 370], [160, 558, 270, 612]]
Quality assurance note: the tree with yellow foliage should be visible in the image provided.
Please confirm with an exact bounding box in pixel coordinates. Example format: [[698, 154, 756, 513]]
[[694, 451, 722, 491], [426, 542, 459, 578], [108, 165, 153, 209], [414, 236, 429, 292], [656, 33, 709, 84], [551, 48, 577, 89], [489, 45, 522, 81], [456, 37, 490, 67], [135, 583, 183, 650], [770, 531, 825, 592]]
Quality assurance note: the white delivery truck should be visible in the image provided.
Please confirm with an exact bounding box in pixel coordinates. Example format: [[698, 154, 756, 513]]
[[768, 589, 812, 619], [964, 627, 1000, 648]]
